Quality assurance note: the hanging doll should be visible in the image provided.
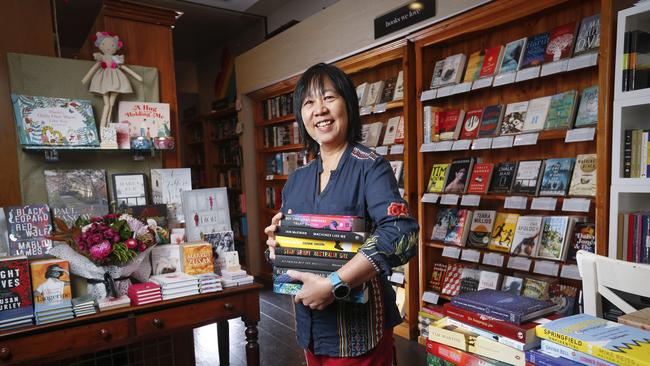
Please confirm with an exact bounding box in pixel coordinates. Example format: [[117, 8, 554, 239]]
[[82, 31, 143, 128]]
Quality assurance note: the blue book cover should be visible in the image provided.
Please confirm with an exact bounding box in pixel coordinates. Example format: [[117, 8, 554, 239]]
[[521, 32, 550, 68], [499, 38, 527, 74], [450, 289, 557, 324], [526, 349, 581, 366], [539, 158, 575, 196]]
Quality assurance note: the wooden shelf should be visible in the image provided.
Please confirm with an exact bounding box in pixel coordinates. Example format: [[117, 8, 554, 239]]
[[209, 106, 236, 118], [262, 207, 279, 216], [424, 241, 445, 249], [212, 136, 239, 143], [263, 174, 288, 181], [256, 114, 295, 127], [259, 144, 303, 153]]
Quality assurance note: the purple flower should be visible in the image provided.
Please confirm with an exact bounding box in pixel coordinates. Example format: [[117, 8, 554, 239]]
[[89, 240, 112, 260]]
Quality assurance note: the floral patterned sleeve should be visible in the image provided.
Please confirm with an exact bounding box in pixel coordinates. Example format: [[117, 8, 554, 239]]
[[358, 157, 419, 276]]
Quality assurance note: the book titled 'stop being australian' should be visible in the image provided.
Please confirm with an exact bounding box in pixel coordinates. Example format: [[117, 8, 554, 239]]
[[450, 289, 558, 325], [536, 314, 650, 366], [280, 214, 366, 232]]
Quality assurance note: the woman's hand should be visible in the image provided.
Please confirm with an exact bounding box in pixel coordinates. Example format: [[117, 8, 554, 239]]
[[287, 270, 334, 310], [263, 210, 287, 260]]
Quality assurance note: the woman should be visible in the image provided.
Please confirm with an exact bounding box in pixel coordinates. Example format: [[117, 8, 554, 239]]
[[444, 167, 467, 193], [264, 63, 419, 365]]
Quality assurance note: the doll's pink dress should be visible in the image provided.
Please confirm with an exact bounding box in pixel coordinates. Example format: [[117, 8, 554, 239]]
[[89, 54, 133, 94]]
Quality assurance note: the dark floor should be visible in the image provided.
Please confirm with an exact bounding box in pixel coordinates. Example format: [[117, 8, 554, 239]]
[[194, 288, 428, 366]]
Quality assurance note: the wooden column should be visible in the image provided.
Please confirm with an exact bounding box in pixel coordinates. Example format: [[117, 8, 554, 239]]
[[0, 0, 56, 206], [79, 0, 181, 168]]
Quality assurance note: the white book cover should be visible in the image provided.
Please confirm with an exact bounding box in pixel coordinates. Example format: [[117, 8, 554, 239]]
[[150, 168, 192, 222], [522, 96, 552, 132], [510, 215, 543, 257], [569, 153, 597, 197], [500, 101, 529, 135], [363, 122, 383, 147], [423, 106, 433, 144], [182, 188, 231, 241], [382, 116, 400, 145], [477, 271, 501, 291], [151, 244, 181, 275], [365, 81, 385, 106], [390, 161, 404, 183], [117, 101, 171, 138], [393, 71, 404, 100], [439, 54, 467, 86], [149, 272, 198, 287], [356, 82, 369, 106], [430, 59, 447, 88]]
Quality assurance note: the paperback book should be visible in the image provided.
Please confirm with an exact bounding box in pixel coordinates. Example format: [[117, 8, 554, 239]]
[[510, 216, 543, 257], [536, 216, 572, 260], [538, 158, 576, 196], [463, 51, 484, 82], [544, 90, 578, 130], [6, 205, 52, 258], [522, 96, 552, 132], [545, 22, 577, 62], [30, 258, 72, 312], [569, 153, 597, 196], [501, 276, 524, 295], [275, 226, 366, 243], [466, 163, 493, 194], [182, 187, 231, 241], [44, 169, 109, 228], [429, 263, 447, 292], [458, 268, 481, 294], [500, 101, 529, 135], [275, 235, 361, 253], [566, 221, 595, 261], [466, 210, 496, 249], [0, 256, 33, 323], [573, 14, 600, 56], [438, 110, 465, 141], [521, 32, 551, 69], [488, 162, 517, 194], [488, 212, 520, 252], [430, 59, 446, 89], [427, 164, 449, 193], [522, 277, 553, 301], [203, 231, 236, 274], [151, 244, 181, 275], [574, 86, 598, 127], [150, 168, 192, 223], [280, 214, 366, 232], [477, 104, 504, 137], [499, 38, 527, 74], [459, 108, 483, 140], [180, 242, 214, 275], [478, 45, 504, 78], [512, 160, 543, 195], [438, 54, 467, 86], [444, 158, 475, 194]]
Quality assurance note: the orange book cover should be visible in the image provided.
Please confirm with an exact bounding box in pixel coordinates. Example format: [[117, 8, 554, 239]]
[[180, 242, 214, 275], [30, 258, 72, 311]]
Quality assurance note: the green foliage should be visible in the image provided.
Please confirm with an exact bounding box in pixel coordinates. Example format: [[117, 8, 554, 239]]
[[111, 242, 136, 264]]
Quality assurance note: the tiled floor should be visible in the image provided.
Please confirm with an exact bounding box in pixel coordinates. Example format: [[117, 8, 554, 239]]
[[194, 289, 427, 366]]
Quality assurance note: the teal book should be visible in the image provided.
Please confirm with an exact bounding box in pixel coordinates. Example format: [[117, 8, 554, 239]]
[[499, 38, 527, 74], [544, 90, 578, 130], [574, 86, 598, 127], [539, 158, 575, 196]]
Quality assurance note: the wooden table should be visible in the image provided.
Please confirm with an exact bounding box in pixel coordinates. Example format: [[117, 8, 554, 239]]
[[0, 283, 262, 365]]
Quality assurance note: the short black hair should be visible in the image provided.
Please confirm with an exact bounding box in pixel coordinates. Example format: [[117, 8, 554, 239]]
[[293, 63, 362, 154]]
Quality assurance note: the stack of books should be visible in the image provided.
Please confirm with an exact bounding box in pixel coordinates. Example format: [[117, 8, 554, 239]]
[[221, 268, 254, 288], [30, 258, 74, 325], [97, 296, 131, 312], [272, 213, 367, 302], [72, 295, 97, 317], [198, 273, 222, 293], [149, 272, 199, 300], [0, 256, 34, 330], [128, 282, 162, 306]]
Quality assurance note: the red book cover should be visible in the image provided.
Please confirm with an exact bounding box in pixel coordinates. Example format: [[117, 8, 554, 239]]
[[459, 108, 483, 140], [544, 22, 577, 63], [426, 340, 491, 366], [128, 282, 161, 295], [394, 116, 405, 144], [628, 214, 635, 262], [0, 256, 33, 322], [478, 45, 504, 78], [466, 163, 494, 194], [428, 263, 448, 291], [439, 109, 465, 141], [431, 111, 442, 142]]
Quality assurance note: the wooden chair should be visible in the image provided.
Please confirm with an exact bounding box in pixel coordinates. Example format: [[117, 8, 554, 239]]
[[577, 250, 650, 317]]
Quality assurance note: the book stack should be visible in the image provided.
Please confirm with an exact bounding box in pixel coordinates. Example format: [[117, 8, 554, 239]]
[[149, 272, 199, 300], [272, 214, 367, 302], [72, 295, 97, 317], [0, 256, 34, 330], [198, 273, 222, 293], [221, 269, 254, 288], [127, 282, 162, 306], [97, 296, 131, 312], [30, 258, 74, 325]]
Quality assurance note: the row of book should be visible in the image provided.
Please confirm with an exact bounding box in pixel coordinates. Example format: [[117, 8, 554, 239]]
[[621, 29, 650, 92], [424, 86, 598, 144], [210, 115, 238, 140], [360, 115, 405, 147], [432, 207, 594, 261], [623, 128, 650, 178], [262, 92, 293, 121], [427, 154, 597, 197], [265, 151, 309, 176], [618, 211, 650, 264], [214, 139, 242, 165], [428, 14, 599, 89], [216, 169, 241, 190], [355, 71, 404, 107], [262, 121, 301, 148]]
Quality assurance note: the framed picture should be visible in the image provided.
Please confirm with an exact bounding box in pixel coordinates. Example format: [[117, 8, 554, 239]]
[[112, 173, 149, 209]]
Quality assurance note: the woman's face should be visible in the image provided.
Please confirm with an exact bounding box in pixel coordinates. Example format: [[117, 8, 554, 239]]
[[300, 76, 348, 149], [456, 168, 466, 179]]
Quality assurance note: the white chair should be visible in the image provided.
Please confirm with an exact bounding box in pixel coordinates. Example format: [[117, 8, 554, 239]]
[[576, 250, 650, 317]]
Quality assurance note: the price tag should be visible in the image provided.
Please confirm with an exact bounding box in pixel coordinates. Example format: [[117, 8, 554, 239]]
[[471, 77, 493, 90], [442, 246, 461, 259], [390, 144, 404, 155], [422, 291, 440, 304], [562, 198, 591, 212], [567, 52, 598, 71], [507, 256, 532, 271], [482, 252, 505, 267], [492, 72, 516, 86], [420, 143, 436, 152], [265, 175, 274, 181], [515, 66, 540, 82], [504, 196, 528, 209], [472, 138, 492, 150], [565, 127, 596, 143], [436, 85, 454, 98], [420, 89, 437, 101], [434, 140, 454, 151], [491, 135, 514, 149], [461, 249, 481, 263], [373, 103, 388, 114], [452, 139, 472, 151], [540, 59, 569, 76], [421, 193, 440, 203], [560, 264, 581, 280], [451, 82, 472, 95], [533, 260, 560, 276], [531, 197, 558, 211], [359, 106, 373, 116], [375, 146, 389, 155], [460, 194, 481, 207], [513, 133, 539, 146], [440, 194, 460, 205], [390, 272, 405, 285]]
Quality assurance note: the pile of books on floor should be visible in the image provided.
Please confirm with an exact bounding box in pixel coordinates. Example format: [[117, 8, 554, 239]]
[[72, 295, 97, 317], [150, 272, 199, 300], [128, 282, 162, 306], [30, 258, 74, 325], [198, 273, 222, 293], [0, 256, 34, 330], [271, 213, 368, 303]]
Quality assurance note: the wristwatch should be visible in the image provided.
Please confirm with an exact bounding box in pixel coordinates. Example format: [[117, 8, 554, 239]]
[[328, 272, 351, 300]]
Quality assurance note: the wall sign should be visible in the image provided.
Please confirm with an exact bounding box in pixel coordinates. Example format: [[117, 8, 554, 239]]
[[374, 0, 436, 39]]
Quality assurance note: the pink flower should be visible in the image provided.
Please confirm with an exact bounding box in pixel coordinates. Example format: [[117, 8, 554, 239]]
[[139, 243, 147, 252], [89, 240, 112, 260]]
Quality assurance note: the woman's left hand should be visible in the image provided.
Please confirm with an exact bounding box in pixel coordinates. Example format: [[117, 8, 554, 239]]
[[287, 270, 334, 310]]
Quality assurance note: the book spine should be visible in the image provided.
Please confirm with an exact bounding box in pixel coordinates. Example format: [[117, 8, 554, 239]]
[[623, 31, 630, 92], [274, 247, 355, 261], [273, 255, 346, 271], [443, 303, 534, 342], [426, 340, 497, 366], [281, 214, 365, 232], [540, 340, 616, 366], [272, 282, 367, 303], [624, 129, 632, 178], [451, 297, 521, 324], [446, 317, 532, 351], [276, 226, 366, 243], [642, 131, 649, 178], [275, 235, 361, 252], [525, 350, 579, 366], [273, 266, 331, 277], [469, 335, 525, 366]]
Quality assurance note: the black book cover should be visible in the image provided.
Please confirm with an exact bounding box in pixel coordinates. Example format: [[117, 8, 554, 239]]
[[624, 129, 632, 178], [488, 162, 517, 194], [273, 255, 347, 271], [276, 226, 367, 243]]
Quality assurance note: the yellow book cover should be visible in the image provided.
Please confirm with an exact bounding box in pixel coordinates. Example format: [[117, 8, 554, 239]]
[[30, 258, 72, 311], [469, 335, 525, 366], [488, 213, 520, 252], [427, 317, 471, 351], [463, 51, 484, 83], [427, 164, 450, 193], [180, 241, 214, 275], [276, 235, 361, 252]]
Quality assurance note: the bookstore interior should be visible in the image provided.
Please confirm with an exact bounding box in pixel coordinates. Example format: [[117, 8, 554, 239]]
[[2, 0, 650, 365]]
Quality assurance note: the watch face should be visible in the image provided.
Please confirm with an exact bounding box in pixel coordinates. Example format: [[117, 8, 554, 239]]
[[333, 284, 351, 299]]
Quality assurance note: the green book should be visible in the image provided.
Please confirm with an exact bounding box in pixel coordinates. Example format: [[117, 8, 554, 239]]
[[543, 90, 577, 130]]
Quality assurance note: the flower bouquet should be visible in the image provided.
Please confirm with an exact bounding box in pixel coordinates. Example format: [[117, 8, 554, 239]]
[[48, 214, 161, 299]]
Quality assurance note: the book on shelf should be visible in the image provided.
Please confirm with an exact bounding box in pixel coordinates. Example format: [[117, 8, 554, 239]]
[[117, 101, 171, 139], [430, 59, 446, 89], [151, 244, 181, 275], [439, 53, 467, 86], [389, 160, 404, 184], [466, 210, 496, 249], [5, 205, 53, 258], [512, 160, 543, 195], [499, 38, 527, 74], [544, 90, 578, 130], [0, 256, 33, 324], [477, 104, 504, 137], [179, 241, 214, 275], [466, 162, 493, 194], [379, 76, 397, 104], [451, 289, 558, 325], [488, 162, 517, 194], [459, 108, 483, 140], [544, 22, 577, 63], [355, 82, 369, 106], [382, 116, 400, 145], [569, 153, 597, 196], [567, 221, 595, 261], [150, 168, 192, 223], [427, 163, 449, 193], [275, 235, 361, 253], [30, 258, 72, 313], [536, 216, 573, 261], [393, 71, 404, 100], [393, 116, 405, 144], [202, 231, 235, 274], [477, 271, 502, 291], [280, 214, 366, 232], [458, 268, 481, 294], [573, 14, 600, 57], [500, 101, 529, 135], [488, 212, 520, 253], [522, 96, 552, 132], [501, 276, 524, 295], [112, 173, 148, 208], [364, 80, 384, 106], [628, 30, 650, 91], [462, 50, 484, 83], [550, 284, 579, 317], [441, 263, 474, 297], [574, 86, 598, 127], [44, 169, 109, 228], [521, 276, 554, 301], [538, 157, 576, 196], [521, 32, 550, 69], [428, 262, 447, 292], [275, 226, 366, 243], [444, 157, 475, 194], [438, 109, 465, 141], [181, 187, 231, 241], [360, 121, 383, 147], [430, 208, 472, 246], [510, 215, 543, 257], [478, 45, 504, 78]]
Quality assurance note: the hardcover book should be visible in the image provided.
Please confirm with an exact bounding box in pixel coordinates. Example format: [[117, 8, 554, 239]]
[[274, 247, 355, 261], [275, 235, 361, 253], [429, 263, 448, 291], [280, 214, 366, 232], [458, 268, 481, 294], [499, 38, 527, 74], [181, 187, 231, 241], [566, 221, 595, 261], [536, 216, 571, 260], [361, 122, 383, 147], [477, 104, 504, 137], [393, 71, 404, 100], [521, 32, 551, 69], [275, 226, 366, 243], [117, 101, 172, 138], [500, 101, 529, 135], [539, 158, 576, 196], [112, 173, 148, 208], [382, 116, 400, 145], [569, 153, 597, 196], [427, 164, 449, 193], [273, 255, 346, 272], [203, 231, 236, 274], [11, 95, 99, 147], [478, 45, 504, 78], [441, 263, 473, 297], [522, 96, 552, 132], [512, 160, 543, 195], [574, 86, 598, 127], [522, 277, 552, 301], [451, 289, 558, 324], [545, 22, 577, 62], [488, 162, 517, 194], [459, 108, 483, 140], [0, 256, 33, 322], [444, 158, 475, 194], [550, 284, 579, 317], [477, 271, 502, 291], [390, 160, 403, 183], [356, 82, 369, 106], [438, 109, 465, 141], [466, 210, 496, 249], [430, 60, 446, 89], [378, 76, 397, 104], [466, 163, 493, 194], [179, 242, 214, 275], [393, 116, 405, 144], [501, 276, 524, 295], [6, 205, 52, 258], [510, 216, 543, 257], [44, 169, 109, 228], [488, 212, 520, 252], [573, 14, 600, 56], [439, 54, 467, 86], [364, 80, 384, 106], [443, 209, 473, 246], [462, 51, 484, 83], [543, 90, 578, 130], [30, 258, 72, 312], [150, 168, 192, 223], [151, 244, 181, 275]]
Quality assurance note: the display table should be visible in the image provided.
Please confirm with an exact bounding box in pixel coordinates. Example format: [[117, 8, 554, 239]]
[[0, 283, 262, 365]]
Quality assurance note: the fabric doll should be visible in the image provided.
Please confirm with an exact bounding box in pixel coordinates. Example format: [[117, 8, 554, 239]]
[[81, 31, 143, 128]]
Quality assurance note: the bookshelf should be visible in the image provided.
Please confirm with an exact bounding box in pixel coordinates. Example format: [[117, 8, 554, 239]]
[[609, 2, 650, 261], [409, 0, 617, 343]]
